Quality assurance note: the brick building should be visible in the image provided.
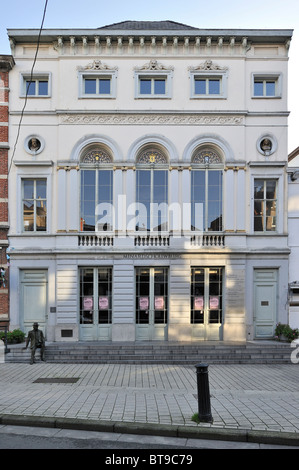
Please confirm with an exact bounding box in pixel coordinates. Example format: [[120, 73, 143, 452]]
[[0, 55, 14, 328]]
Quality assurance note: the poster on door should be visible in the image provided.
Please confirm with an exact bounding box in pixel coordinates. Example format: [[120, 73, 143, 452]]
[[155, 296, 164, 310], [209, 296, 219, 310], [83, 297, 93, 310], [139, 296, 149, 310], [99, 296, 109, 310], [194, 296, 204, 310]]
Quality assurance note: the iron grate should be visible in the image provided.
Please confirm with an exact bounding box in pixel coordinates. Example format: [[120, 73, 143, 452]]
[[33, 377, 80, 384]]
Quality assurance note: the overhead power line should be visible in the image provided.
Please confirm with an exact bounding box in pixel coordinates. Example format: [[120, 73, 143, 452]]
[[8, 0, 49, 175]]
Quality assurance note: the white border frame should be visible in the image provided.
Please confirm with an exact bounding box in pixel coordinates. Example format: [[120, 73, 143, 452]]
[[134, 70, 173, 99], [189, 70, 228, 99], [20, 72, 52, 98], [78, 70, 117, 99], [251, 73, 282, 99]]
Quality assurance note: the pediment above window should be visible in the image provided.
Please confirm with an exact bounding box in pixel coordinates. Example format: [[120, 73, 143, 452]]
[[134, 59, 174, 71], [189, 60, 228, 72], [78, 60, 118, 71]]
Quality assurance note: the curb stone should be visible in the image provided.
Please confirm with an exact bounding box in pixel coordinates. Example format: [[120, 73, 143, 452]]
[[0, 414, 298, 447]]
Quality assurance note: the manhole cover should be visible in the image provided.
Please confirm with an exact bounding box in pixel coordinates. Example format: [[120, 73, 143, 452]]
[[33, 378, 80, 384]]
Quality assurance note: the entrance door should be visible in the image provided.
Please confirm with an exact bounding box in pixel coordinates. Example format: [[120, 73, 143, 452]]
[[136, 267, 168, 341], [21, 270, 48, 336], [191, 267, 223, 340], [253, 269, 277, 338], [79, 267, 112, 341]]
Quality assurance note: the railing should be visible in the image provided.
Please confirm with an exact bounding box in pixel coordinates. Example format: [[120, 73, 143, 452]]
[[78, 232, 224, 248], [78, 234, 114, 247], [190, 233, 225, 247], [134, 234, 170, 247]]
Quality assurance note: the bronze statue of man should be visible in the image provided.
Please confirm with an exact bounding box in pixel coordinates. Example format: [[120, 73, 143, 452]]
[[25, 322, 45, 364]]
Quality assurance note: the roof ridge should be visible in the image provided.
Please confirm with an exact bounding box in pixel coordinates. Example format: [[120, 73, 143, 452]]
[[98, 20, 198, 30]]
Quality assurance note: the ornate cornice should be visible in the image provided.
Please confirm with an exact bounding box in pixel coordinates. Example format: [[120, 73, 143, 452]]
[[60, 113, 244, 125]]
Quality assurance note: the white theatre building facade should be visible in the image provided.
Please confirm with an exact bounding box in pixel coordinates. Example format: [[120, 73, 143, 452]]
[[6, 22, 293, 343]]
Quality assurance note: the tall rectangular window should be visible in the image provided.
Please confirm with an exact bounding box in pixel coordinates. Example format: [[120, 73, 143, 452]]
[[136, 169, 168, 231], [254, 179, 277, 232], [191, 170, 222, 231], [22, 179, 47, 232], [80, 170, 113, 231]]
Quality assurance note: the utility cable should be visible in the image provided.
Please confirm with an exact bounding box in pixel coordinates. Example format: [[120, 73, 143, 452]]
[[8, 0, 49, 175]]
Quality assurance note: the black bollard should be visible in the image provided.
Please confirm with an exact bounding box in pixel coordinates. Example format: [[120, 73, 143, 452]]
[[195, 363, 213, 423]]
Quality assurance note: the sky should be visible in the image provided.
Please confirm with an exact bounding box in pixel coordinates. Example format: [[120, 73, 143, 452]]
[[0, 0, 298, 153]]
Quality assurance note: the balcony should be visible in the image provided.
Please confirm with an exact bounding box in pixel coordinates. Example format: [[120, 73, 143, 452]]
[[78, 233, 114, 247], [190, 233, 225, 247], [77, 232, 225, 249]]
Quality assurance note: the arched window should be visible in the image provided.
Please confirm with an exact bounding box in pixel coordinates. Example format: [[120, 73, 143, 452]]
[[191, 146, 223, 232], [135, 146, 168, 232], [80, 146, 113, 232]]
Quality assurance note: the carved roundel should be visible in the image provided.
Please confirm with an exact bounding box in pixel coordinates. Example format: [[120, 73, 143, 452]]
[[24, 135, 44, 155], [257, 135, 277, 156]]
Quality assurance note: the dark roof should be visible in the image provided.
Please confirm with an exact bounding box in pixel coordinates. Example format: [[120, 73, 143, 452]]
[[289, 146, 299, 162], [98, 21, 198, 31]]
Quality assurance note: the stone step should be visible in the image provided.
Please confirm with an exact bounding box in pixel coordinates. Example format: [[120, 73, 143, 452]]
[[4, 341, 293, 364]]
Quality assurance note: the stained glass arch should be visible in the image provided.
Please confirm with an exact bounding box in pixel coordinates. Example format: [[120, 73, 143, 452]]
[[191, 147, 223, 165], [136, 146, 168, 165], [80, 146, 113, 164]]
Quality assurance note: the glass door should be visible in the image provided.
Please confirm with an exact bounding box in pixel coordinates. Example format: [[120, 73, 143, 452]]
[[79, 267, 112, 341], [191, 267, 223, 340], [136, 267, 168, 340]]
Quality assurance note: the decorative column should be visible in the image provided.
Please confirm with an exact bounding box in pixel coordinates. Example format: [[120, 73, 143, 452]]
[[236, 168, 246, 231], [224, 168, 235, 231], [114, 168, 125, 236], [181, 168, 191, 235], [56, 167, 67, 232], [68, 166, 79, 232], [169, 168, 179, 235]]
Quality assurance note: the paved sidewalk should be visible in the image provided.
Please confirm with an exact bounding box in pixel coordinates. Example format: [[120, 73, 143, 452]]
[[0, 362, 299, 446]]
